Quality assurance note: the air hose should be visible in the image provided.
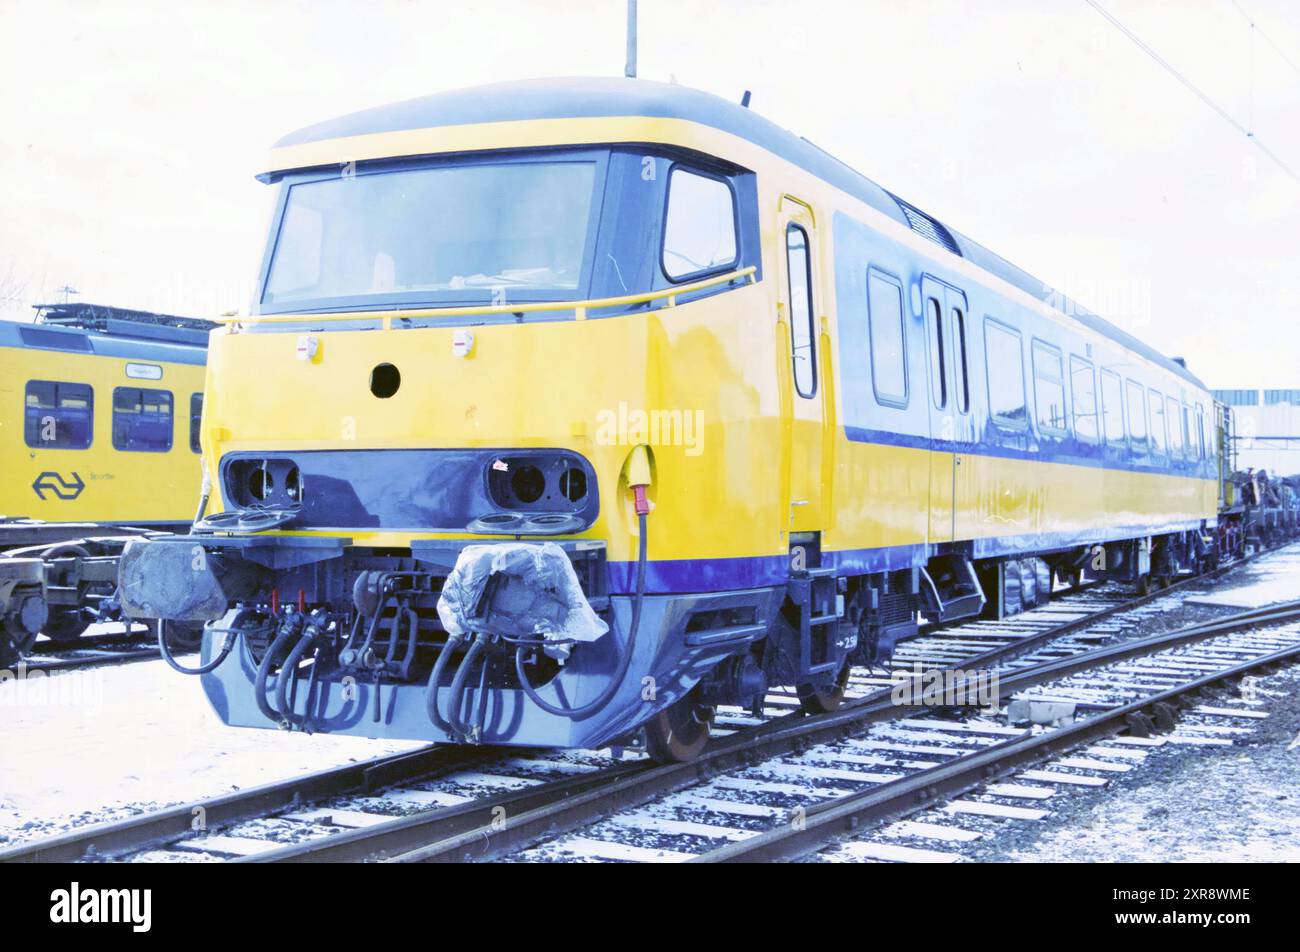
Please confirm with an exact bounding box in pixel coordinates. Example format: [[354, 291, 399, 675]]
[[254, 614, 304, 722], [424, 632, 466, 735], [156, 619, 239, 675], [445, 632, 490, 740], [514, 508, 648, 720], [275, 616, 325, 729]]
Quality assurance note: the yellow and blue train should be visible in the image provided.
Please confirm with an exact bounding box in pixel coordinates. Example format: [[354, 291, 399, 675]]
[[0, 304, 211, 663], [120, 78, 1219, 760]]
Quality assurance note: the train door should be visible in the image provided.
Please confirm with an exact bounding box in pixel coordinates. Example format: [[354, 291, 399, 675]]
[[778, 196, 824, 539], [921, 277, 968, 545], [946, 290, 975, 543]]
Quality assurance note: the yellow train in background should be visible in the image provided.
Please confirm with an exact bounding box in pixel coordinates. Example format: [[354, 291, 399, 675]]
[[122, 78, 1219, 760], [0, 303, 212, 663]]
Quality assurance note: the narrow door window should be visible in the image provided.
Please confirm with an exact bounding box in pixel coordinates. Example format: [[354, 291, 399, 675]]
[[786, 224, 817, 398], [952, 306, 969, 413], [929, 297, 947, 409]]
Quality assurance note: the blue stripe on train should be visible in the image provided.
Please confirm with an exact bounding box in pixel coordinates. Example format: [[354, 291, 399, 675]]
[[842, 424, 1218, 480], [605, 519, 1207, 595]]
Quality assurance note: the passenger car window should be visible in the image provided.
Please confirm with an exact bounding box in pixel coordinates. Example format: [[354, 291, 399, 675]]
[[985, 319, 1027, 428], [190, 393, 204, 454], [1101, 370, 1124, 446], [867, 270, 907, 406], [1070, 356, 1098, 443], [663, 168, 737, 281], [1031, 341, 1067, 432], [1148, 389, 1166, 457], [24, 380, 93, 450], [786, 225, 817, 398], [113, 387, 174, 453], [1166, 396, 1183, 457], [1125, 379, 1147, 445]]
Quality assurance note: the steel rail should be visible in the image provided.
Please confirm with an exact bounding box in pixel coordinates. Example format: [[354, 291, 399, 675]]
[[0, 745, 486, 863], [18, 648, 169, 675], [30, 629, 153, 655], [900, 553, 1260, 675], [692, 642, 1300, 862], [382, 599, 1300, 863]]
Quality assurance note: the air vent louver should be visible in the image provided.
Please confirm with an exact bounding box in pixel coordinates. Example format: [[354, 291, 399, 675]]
[[891, 196, 962, 256]]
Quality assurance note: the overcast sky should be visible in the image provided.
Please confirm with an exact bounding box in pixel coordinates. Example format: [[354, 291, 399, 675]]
[[1, 0, 1297, 387]]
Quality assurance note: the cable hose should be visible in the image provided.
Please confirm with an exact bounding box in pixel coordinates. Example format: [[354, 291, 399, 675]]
[[254, 622, 300, 722], [156, 620, 237, 675], [514, 510, 647, 720], [445, 633, 489, 740], [424, 633, 465, 735], [275, 628, 318, 728]]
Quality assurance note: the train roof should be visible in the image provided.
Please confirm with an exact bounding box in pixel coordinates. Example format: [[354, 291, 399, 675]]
[[273, 77, 1204, 390], [0, 310, 209, 366], [33, 302, 217, 345]]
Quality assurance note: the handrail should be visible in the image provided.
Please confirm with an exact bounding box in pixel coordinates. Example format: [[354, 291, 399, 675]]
[[223, 266, 758, 329]]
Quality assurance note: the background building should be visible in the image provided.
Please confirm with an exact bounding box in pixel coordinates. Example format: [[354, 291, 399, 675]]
[[1212, 389, 1300, 476]]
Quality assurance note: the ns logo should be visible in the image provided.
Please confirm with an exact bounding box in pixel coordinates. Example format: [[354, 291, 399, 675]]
[[32, 471, 86, 501]]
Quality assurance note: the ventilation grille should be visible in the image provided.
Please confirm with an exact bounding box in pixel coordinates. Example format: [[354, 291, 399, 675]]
[[891, 197, 961, 256], [19, 326, 92, 352]]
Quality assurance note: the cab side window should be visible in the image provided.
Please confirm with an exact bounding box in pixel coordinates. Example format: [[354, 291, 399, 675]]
[[113, 387, 174, 452], [24, 380, 93, 449], [662, 168, 737, 281]]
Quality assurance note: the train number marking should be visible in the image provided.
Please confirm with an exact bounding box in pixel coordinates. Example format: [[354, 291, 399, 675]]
[[31, 471, 85, 501]]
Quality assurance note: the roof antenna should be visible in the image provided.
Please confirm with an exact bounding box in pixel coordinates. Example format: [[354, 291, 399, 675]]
[[741, 90, 752, 108], [624, 0, 637, 78]]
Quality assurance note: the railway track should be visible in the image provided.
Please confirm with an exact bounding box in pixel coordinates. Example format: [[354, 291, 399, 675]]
[[394, 601, 1300, 863], [0, 550, 1285, 864], [7, 625, 197, 676], [19, 632, 171, 674], [29, 628, 153, 656], [693, 614, 1300, 863]]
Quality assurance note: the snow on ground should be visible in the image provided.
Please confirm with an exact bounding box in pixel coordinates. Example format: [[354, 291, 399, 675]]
[[0, 640, 425, 847], [976, 666, 1300, 862], [1184, 548, 1300, 608]]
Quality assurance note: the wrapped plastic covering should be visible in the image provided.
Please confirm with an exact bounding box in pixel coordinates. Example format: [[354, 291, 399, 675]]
[[436, 542, 608, 645]]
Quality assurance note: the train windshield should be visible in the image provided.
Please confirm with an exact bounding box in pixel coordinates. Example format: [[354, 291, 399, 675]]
[[261, 156, 600, 311]]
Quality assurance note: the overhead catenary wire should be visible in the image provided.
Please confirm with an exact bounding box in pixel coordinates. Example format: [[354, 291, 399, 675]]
[[1084, 0, 1300, 185], [1231, 0, 1300, 79]]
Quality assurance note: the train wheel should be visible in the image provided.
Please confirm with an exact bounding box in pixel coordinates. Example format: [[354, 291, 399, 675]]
[[1, 622, 35, 667], [41, 609, 89, 643], [798, 662, 852, 715], [644, 689, 713, 763]]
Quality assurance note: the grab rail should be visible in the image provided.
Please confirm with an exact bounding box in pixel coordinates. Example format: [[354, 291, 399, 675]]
[[223, 266, 758, 329]]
